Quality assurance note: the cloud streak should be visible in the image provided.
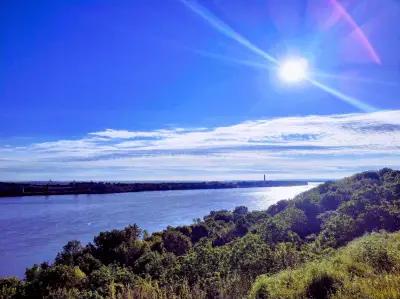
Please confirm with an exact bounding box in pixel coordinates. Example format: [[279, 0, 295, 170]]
[[0, 110, 400, 181]]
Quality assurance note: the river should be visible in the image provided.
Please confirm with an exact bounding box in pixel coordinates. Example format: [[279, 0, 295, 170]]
[[0, 183, 320, 278]]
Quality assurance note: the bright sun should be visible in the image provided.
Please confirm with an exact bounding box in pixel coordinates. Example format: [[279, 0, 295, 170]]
[[278, 57, 309, 83]]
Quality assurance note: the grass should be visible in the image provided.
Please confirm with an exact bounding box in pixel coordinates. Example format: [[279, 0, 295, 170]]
[[249, 231, 400, 299]]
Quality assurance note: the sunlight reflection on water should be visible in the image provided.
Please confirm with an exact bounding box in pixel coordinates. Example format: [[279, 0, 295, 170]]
[[0, 182, 321, 278]]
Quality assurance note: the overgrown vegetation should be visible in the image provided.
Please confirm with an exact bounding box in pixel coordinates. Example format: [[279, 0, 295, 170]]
[[1, 168, 400, 298], [249, 232, 400, 299]]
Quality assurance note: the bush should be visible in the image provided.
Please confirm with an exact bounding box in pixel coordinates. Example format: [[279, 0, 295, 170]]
[[162, 230, 192, 256], [5, 169, 400, 298], [306, 273, 340, 299], [0, 277, 23, 298], [249, 232, 400, 299]]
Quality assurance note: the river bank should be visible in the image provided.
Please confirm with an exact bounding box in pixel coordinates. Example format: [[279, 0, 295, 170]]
[[0, 180, 308, 197]]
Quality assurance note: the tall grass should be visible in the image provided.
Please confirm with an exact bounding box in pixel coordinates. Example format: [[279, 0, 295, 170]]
[[249, 231, 400, 299]]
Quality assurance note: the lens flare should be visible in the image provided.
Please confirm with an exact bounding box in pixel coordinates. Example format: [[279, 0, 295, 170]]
[[180, 0, 377, 112], [278, 58, 309, 83], [330, 0, 381, 64], [179, 0, 277, 64], [308, 79, 376, 112], [193, 49, 272, 71]]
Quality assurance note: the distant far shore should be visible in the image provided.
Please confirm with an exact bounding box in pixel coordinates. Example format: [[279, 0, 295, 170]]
[[0, 180, 309, 197]]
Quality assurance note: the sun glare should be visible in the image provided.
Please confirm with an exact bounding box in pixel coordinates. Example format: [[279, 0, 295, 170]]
[[278, 57, 309, 83]]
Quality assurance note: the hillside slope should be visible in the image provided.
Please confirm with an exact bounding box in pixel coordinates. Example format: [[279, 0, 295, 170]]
[[250, 232, 400, 299], [1, 168, 400, 298]]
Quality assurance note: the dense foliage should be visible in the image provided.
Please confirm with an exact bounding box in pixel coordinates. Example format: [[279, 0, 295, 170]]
[[1, 168, 400, 298]]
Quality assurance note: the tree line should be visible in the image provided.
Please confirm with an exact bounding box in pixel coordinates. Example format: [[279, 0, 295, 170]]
[[1, 168, 400, 298]]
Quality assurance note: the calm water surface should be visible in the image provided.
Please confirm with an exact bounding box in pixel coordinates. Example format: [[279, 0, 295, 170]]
[[0, 183, 319, 277]]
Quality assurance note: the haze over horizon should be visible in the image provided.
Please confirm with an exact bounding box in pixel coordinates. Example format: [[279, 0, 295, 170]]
[[1, 0, 400, 181]]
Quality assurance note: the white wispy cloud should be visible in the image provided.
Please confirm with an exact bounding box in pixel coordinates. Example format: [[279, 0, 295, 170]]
[[1, 110, 400, 181]]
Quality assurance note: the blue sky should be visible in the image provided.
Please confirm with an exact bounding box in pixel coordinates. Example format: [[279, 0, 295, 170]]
[[1, 0, 400, 180]]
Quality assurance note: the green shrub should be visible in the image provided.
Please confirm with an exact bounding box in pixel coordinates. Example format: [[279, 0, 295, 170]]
[[249, 232, 400, 299]]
